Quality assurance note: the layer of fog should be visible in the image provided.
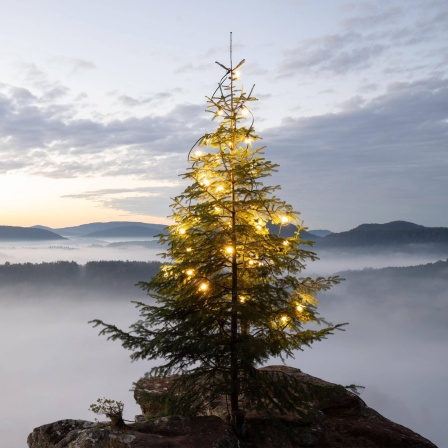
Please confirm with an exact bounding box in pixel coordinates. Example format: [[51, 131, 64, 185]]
[[0, 239, 446, 270], [0, 292, 156, 448], [306, 245, 448, 276], [0, 240, 447, 447], [0, 238, 163, 264], [286, 270, 448, 447]]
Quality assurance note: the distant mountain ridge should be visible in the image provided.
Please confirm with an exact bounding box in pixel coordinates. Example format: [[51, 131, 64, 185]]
[[308, 229, 332, 237], [85, 225, 164, 238], [34, 221, 322, 241], [3, 222, 167, 241], [266, 223, 317, 241], [52, 221, 167, 237], [315, 220, 448, 248], [12, 220, 448, 247], [0, 226, 65, 241], [0, 260, 161, 297]]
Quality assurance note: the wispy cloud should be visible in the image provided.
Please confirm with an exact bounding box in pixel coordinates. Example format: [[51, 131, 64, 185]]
[[70, 58, 96, 73], [0, 80, 208, 179], [264, 76, 448, 228], [278, 1, 448, 79], [63, 186, 178, 217], [115, 92, 172, 107], [280, 33, 386, 77]]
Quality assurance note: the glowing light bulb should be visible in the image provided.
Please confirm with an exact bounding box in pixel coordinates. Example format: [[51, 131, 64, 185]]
[[225, 246, 234, 254], [186, 247, 192, 252], [281, 216, 289, 224], [281, 315, 288, 324], [179, 228, 186, 235], [217, 109, 224, 116], [214, 206, 221, 213], [233, 70, 241, 79], [216, 185, 224, 192], [202, 179, 210, 187], [256, 225, 262, 231], [241, 107, 249, 116], [194, 150, 202, 158], [200, 282, 208, 291], [248, 260, 254, 266], [186, 269, 194, 276], [239, 296, 246, 303], [297, 305, 304, 312], [283, 240, 289, 246], [244, 137, 252, 144]]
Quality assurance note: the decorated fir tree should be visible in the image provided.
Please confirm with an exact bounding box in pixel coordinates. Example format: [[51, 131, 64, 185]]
[[91, 41, 343, 435]]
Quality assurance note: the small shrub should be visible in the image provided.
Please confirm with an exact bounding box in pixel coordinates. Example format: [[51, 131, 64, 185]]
[[89, 398, 125, 427]]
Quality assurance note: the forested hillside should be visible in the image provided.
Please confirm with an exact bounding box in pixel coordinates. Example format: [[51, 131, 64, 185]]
[[315, 221, 448, 248], [0, 226, 65, 241], [0, 261, 162, 297]]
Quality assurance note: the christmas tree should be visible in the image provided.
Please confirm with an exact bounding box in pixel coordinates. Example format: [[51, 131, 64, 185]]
[[91, 38, 343, 436]]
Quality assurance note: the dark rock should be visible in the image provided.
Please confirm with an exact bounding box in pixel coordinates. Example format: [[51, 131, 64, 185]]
[[134, 365, 437, 448], [27, 416, 238, 448], [28, 366, 437, 448]]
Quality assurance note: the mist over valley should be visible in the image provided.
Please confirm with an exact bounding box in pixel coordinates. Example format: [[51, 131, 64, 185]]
[[0, 221, 447, 447]]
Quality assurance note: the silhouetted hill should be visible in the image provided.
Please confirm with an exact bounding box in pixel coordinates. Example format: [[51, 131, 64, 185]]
[[0, 260, 162, 297], [54, 221, 167, 237], [2, 258, 446, 305], [266, 223, 318, 241], [308, 229, 332, 237], [0, 226, 65, 241], [32, 225, 54, 231], [23, 220, 448, 249], [337, 258, 448, 282], [85, 225, 163, 238], [329, 259, 448, 328], [315, 221, 448, 248]]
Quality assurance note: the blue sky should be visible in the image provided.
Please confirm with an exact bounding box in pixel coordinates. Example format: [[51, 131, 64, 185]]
[[0, 0, 447, 231]]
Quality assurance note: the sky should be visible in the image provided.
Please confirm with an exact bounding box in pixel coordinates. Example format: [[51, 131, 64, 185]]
[[0, 0, 447, 232]]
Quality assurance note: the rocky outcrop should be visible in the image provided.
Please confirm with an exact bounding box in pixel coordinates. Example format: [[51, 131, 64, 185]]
[[28, 366, 437, 448], [27, 415, 238, 448], [135, 365, 437, 448]]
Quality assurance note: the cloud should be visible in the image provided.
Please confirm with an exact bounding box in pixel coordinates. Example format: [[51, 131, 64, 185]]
[[278, 1, 448, 79], [48, 57, 96, 74], [115, 92, 172, 107], [70, 58, 96, 73], [1, 23, 447, 231], [7, 86, 36, 104], [1, 67, 447, 230], [0, 80, 208, 179], [63, 186, 179, 217], [263, 76, 448, 228], [116, 95, 144, 107], [17, 63, 48, 84], [280, 33, 386, 77], [267, 77, 448, 162], [175, 63, 209, 74], [340, 6, 403, 29]]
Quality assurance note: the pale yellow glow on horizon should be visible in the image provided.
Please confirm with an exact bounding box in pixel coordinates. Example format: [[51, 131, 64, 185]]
[[0, 174, 173, 228]]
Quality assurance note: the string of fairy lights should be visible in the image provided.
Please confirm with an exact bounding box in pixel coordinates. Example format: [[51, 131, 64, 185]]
[[164, 59, 315, 328]]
